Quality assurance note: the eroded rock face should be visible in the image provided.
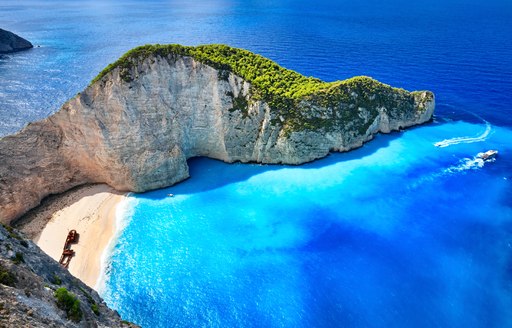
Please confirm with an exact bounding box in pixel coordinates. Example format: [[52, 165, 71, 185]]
[[0, 28, 33, 54], [0, 225, 136, 327], [0, 53, 434, 223]]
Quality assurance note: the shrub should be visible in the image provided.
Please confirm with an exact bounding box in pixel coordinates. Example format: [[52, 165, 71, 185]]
[[78, 286, 100, 316], [91, 303, 99, 316], [54, 287, 83, 322], [52, 274, 62, 285], [78, 286, 94, 304], [0, 266, 16, 287], [1, 223, 22, 240], [12, 252, 24, 265]]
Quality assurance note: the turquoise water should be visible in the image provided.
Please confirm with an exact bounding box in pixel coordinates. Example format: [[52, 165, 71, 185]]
[[1, 0, 512, 327], [101, 118, 512, 327]]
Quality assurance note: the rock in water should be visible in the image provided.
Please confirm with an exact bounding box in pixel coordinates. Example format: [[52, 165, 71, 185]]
[[0, 44, 435, 223], [0, 28, 33, 54]]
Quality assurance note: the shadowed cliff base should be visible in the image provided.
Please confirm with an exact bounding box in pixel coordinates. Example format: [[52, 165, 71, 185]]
[[0, 44, 435, 223], [137, 131, 402, 200]]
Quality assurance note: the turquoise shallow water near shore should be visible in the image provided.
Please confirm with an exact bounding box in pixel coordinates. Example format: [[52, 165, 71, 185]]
[[101, 119, 512, 327], [1, 0, 512, 327]]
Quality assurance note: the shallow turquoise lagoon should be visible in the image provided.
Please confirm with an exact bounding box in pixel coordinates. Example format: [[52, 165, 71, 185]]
[[100, 118, 512, 327]]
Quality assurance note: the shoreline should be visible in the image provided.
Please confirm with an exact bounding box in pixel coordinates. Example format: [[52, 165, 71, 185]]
[[95, 192, 133, 292], [15, 184, 126, 289]]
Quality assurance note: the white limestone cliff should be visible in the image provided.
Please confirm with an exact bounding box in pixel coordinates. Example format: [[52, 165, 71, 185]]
[[0, 51, 434, 223]]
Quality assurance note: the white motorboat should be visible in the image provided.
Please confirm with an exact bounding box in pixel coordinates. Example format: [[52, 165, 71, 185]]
[[477, 150, 498, 160]]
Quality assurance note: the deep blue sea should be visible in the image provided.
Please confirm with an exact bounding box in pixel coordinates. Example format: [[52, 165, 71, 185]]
[[2, 1, 512, 327]]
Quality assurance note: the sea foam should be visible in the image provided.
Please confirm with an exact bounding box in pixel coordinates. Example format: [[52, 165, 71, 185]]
[[95, 193, 135, 293]]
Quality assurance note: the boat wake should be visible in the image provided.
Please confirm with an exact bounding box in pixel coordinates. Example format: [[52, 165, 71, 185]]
[[443, 156, 493, 174], [434, 119, 492, 148], [408, 153, 495, 190]]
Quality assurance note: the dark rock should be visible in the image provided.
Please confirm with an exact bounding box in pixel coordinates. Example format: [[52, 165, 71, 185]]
[[0, 224, 138, 327], [0, 28, 33, 54]]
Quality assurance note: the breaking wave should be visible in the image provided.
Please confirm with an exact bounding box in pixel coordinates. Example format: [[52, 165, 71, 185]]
[[95, 193, 135, 293]]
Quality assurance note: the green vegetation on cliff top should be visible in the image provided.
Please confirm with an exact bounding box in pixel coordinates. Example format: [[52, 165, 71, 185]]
[[93, 44, 332, 96], [91, 44, 432, 133], [92, 44, 429, 99]]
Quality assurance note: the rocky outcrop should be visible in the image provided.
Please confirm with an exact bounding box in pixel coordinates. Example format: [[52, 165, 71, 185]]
[[0, 45, 434, 223], [0, 224, 136, 327], [0, 29, 32, 54]]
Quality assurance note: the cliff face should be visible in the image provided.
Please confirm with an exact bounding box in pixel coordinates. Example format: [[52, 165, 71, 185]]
[[0, 45, 435, 223], [0, 28, 33, 54], [0, 225, 135, 327]]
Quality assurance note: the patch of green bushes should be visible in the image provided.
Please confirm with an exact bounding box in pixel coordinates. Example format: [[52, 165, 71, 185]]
[[90, 44, 430, 134], [78, 286, 100, 316], [1, 223, 22, 240], [1, 224, 29, 247], [0, 265, 17, 287], [54, 287, 83, 322], [228, 92, 249, 117], [52, 274, 62, 285], [91, 303, 99, 316]]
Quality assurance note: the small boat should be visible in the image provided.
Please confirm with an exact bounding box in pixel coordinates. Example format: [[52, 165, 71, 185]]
[[167, 193, 174, 197], [477, 150, 498, 160]]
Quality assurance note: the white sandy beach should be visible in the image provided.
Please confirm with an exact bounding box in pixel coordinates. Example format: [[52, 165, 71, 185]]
[[18, 184, 125, 289]]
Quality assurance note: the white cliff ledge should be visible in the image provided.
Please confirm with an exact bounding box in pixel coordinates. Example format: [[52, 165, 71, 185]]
[[0, 44, 435, 223]]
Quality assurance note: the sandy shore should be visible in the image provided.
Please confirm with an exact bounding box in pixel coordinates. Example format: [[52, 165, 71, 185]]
[[15, 184, 125, 289]]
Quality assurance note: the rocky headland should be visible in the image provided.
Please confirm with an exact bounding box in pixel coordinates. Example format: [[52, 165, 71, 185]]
[[0, 28, 33, 54], [0, 44, 435, 223]]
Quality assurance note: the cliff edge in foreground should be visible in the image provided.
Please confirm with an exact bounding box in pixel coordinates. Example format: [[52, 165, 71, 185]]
[[0, 44, 435, 223], [0, 28, 32, 54], [0, 225, 135, 327]]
